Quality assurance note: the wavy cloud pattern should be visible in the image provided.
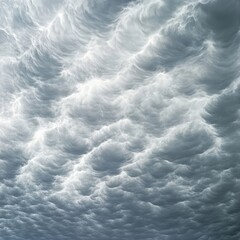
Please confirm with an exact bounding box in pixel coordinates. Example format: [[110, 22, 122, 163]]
[[0, 0, 240, 239]]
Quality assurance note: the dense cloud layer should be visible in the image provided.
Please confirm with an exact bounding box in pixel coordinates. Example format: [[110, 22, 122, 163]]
[[0, 0, 240, 239]]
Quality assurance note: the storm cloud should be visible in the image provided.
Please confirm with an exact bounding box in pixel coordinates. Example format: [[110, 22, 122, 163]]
[[0, 0, 240, 239]]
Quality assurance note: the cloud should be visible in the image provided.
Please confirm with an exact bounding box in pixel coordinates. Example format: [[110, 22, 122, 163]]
[[0, 0, 240, 239]]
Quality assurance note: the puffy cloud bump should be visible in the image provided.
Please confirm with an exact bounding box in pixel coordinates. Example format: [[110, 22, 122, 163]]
[[0, 0, 240, 239]]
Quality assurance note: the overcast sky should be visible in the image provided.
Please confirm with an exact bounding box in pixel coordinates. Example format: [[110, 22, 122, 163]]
[[0, 0, 240, 239]]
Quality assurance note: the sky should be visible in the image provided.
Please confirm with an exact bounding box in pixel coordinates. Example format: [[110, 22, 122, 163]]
[[0, 0, 240, 239]]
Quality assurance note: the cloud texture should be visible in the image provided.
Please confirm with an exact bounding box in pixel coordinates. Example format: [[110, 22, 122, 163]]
[[0, 0, 240, 239]]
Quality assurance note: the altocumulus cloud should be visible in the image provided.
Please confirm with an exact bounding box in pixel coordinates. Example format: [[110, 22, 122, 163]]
[[0, 0, 240, 239]]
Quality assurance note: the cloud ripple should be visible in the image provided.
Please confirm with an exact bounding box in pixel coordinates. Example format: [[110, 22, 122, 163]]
[[0, 0, 240, 239]]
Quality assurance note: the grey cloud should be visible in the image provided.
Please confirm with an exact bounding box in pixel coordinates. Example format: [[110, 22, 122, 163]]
[[0, 0, 240, 240]]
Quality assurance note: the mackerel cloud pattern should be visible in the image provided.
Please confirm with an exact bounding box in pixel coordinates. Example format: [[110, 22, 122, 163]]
[[0, 0, 240, 239]]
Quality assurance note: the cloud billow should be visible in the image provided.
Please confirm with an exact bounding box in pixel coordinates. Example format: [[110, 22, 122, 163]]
[[0, 0, 240, 239]]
